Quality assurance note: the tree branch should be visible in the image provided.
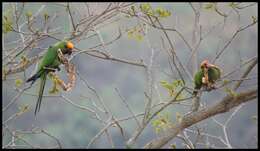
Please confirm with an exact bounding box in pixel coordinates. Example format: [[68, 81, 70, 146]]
[[144, 88, 257, 148]]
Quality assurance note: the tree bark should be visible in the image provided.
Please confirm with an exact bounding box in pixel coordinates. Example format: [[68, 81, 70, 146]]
[[144, 88, 257, 148]]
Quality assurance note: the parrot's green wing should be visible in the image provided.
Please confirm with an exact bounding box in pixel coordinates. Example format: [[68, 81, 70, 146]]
[[208, 66, 221, 83], [27, 41, 68, 115], [38, 41, 66, 71], [193, 69, 204, 95], [26, 44, 62, 83], [194, 69, 204, 90], [38, 46, 58, 70]]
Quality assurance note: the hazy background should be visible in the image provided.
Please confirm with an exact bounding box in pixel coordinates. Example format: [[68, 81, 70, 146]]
[[2, 2, 257, 148]]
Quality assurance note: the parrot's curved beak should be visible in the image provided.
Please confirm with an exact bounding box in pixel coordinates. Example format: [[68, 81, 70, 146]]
[[66, 41, 75, 55], [200, 60, 209, 69], [71, 49, 78, 52], [207, 63, 218, 68], [205, 63, 209, 68]]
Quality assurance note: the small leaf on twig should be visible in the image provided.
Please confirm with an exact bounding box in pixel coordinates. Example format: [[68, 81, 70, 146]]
[[170, 144, 176, 149], [204, 3, 215, 10], [224, 87, 237, 97], [43, 12, 50, 21], [25, 11, 32, 18], [154, 7, 171, 18], [175, 112, 182, 123], [152, 112, 173, 134], [15, 78, 23, 87], [223, 79, 230, 86], [229, 2, 239, 9], [17, 104, 30, 116], [251, 16, 257, 24], [140, 3, 152, 15]]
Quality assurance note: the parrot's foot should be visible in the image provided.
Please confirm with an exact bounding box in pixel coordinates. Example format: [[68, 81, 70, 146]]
[[205, 84, 217, 91], [56, 66, 61, 71], [43, 66, 58, 72], [29, 80, 36, 87], [205, 87, 211, 91], [210, 85, 217, 89]]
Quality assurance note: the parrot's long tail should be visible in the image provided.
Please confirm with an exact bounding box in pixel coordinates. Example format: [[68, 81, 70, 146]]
[[35, 72, 47, 116], [26, 70, 43, 84], [192, 90, 198, 96], [192, 88, 199, 96], [191, 88, 200, 112]]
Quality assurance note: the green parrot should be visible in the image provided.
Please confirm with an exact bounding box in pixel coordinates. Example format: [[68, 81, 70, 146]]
[[193, 60, 221, 95], [26, 40, 74, 115]]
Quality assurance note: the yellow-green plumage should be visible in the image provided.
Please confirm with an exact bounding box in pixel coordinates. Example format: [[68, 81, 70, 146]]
[[194, 69, 204, 90], [208, 66, 221, 83], [26, 40, 72, 115], [37, 41, 68, 71], [193, 66, 221, 95]]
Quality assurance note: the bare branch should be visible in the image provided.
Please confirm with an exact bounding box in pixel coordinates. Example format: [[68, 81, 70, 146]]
[[144, 88, 257, 148], [213, 20, 257, 63]]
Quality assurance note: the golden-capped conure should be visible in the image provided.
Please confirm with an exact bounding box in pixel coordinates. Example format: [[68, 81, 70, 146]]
[[193, 60, 221, 95], [26, 40, 74, 115]]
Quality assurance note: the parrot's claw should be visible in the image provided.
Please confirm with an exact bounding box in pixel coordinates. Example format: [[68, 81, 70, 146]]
[[210, 85, 217, 89], [204, 84, 217, 91], [30, 81, 35, 87], [43, 66, 58, 72], [205, 87, 211, 91]]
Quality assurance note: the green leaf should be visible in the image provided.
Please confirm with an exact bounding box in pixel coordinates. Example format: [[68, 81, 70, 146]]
[[160, 80, 173, 90], [229, 2, 239, 9], [160, 80, 168, 85], [19, 104, 30, 113], [15, 78, 23, 87], [127, 30, 134, 38], [224, 87, 237, 97], [3, 15, 13, 33], [172, 79, 184, 87], [17, 104, 30, 116], [127, 24, 147, 42], [175, 112, 182, 123], [49, 76, 60, 94], [130, 5, 136, 15], [155, 7, 171, 18], [3, 21, 13, 33], [160, 79, 185, 97], [135, 34, 143, 41], [155, 127, 161, 133], [140, 3, 152, 13], [152, 119, 160, 127], [223, 79, 230, 85], [251, 16, 257, 24], [49, 86, 59, 94], [139, 3, 154, 16], [170, 144, 176, 149], [25, 11, 32, 18], [176, 93, 184, 100], [3, 6, 13, 34], [43, 12, 50, 21], [152, 112, 172, 134], [204, 3, 215, 10]]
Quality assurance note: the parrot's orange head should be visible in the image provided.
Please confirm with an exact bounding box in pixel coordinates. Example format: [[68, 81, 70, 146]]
[[65, 41, 74, 55], [200, 60, 209, 69]]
